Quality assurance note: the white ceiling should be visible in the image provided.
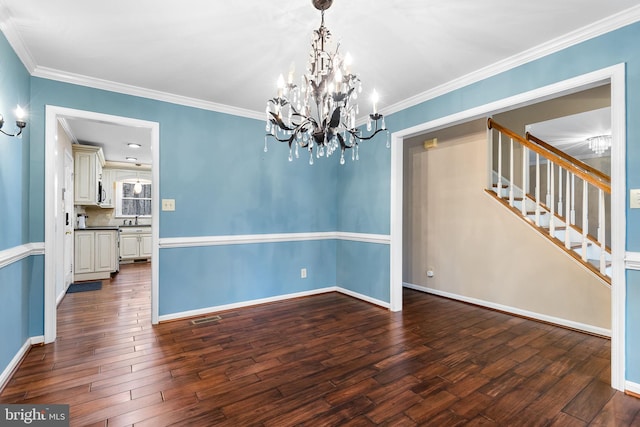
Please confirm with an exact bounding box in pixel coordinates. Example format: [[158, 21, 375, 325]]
[[526, 107, 612, 160], [0, 0, 638, 163]]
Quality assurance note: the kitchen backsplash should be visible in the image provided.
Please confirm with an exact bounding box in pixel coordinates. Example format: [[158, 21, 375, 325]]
[[76, 205, 152, 228]]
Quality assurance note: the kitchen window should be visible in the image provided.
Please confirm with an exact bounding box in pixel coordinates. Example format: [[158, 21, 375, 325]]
[[116, 181, 152, 217]]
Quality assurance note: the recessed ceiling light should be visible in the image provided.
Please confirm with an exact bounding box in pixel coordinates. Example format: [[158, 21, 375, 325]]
[[128, 143, 142, 148], [126, 157, 137, 161]]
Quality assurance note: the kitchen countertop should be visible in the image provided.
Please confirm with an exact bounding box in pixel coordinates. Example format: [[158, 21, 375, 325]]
[[75, 226, 120, 231]]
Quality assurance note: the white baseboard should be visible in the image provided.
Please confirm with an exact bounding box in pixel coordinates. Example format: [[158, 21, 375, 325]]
[[403, 282, 611, 337], [336, 286, 390, 309], [158, 287, 338, 322], [158, 285, 390, 322], [625, 380, 640, 395], [0, 336, 42, 391]]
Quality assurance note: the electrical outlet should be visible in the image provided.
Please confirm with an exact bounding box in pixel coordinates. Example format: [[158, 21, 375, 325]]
[[162, 199, 175, 211], [301, 268, 307, 279], [631, 189, 640, 209]]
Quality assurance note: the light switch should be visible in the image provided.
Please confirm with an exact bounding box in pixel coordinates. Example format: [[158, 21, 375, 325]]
[[631, 189, 640, 209], [162, 199, 175, 211]]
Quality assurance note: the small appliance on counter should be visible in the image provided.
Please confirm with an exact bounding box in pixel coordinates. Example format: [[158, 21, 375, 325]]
[[77, 214, 87, 229]]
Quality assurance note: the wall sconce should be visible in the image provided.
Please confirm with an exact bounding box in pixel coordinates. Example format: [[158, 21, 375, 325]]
[[0, 105, 27, 138]]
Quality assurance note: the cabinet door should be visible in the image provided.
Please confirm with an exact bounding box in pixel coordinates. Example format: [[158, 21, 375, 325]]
[[95, 231, 116, 272], [74, 150, 96, 204], [74, 231, 95, 274], [140, 234, 153, 258], [101, 169, 114, 207], [120, 234, 140, 259]]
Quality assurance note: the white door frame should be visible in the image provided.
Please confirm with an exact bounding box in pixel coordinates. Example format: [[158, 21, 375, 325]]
[[44, 105, 160, 343], [389, 63, 626, 391]]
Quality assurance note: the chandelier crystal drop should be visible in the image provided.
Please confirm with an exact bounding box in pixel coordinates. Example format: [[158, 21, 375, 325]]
[[264, 0, 388, 164], [586, 135, 612, 155]]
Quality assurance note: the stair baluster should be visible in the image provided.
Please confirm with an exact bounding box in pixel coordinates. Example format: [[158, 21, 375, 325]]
[[599, 189, 607, 274], [486, 118, 611, 284], [521, 146, 528, 217], [535, 153, 541, 226], [497, 132, 503, 197], [582, 180, 589, 262], [565, 169, 572, 250], [509, 137, 515, 206], [549, 163, 556, 237], [558, 165, 564, 215]]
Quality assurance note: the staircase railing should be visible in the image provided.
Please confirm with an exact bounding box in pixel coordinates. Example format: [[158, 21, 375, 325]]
[[487, 118, 611, 282]]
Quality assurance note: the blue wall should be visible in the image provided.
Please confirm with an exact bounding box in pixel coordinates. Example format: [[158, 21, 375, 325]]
[[0, 31, 38, 376], [2, 19, 640, 385], [159, 240, 336, 315], [28, 77, 341, 317]]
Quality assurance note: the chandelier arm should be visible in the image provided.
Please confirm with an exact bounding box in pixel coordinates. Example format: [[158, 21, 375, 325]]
[[265, 132, 296, 144], [0, 128, 22, 137], [350, 127, 387, 142]]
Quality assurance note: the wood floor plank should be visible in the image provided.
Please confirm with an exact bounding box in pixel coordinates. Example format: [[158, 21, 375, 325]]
[[1, 263, 638, 426]]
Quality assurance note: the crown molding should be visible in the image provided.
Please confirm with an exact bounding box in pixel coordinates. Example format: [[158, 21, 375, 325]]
[[2, 4, 639, 122], [0, 3, 37, 72], [380, 4, 640, 118], [31, 66, 265, 121]]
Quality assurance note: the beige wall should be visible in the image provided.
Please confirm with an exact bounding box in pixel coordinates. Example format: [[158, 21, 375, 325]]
[[403, 119, 610, 331]]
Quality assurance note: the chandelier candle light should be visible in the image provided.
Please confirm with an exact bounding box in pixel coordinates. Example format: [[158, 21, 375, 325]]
[[264, 0, 388, 165]]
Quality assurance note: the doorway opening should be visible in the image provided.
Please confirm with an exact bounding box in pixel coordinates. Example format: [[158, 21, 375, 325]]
[[44, 106, 160, 344], [389, 64, 626, 390]]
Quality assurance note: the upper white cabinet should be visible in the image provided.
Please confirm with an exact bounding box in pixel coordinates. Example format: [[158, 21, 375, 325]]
[[73, 145, 105, 206], [100, 168, 114, 208]]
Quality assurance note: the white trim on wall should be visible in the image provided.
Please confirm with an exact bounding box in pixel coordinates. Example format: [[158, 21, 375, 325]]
[[158, 232, 391, 249], [404, 282, 611, 337], [389, 64, 627, 391], [0, 243, 45, 269], [158, 285, 389, 323], [381, 6, 640, 118], [626, 380, 640, 396], [0, 336, 43, 391], [32, 67, 264, 121], [2, 6, 638, 124], [626, 252, 640, 270]]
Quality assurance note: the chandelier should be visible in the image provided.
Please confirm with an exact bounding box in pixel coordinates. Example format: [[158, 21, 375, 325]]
[[264, 0, 388, 165], [586, 135, 611, 155]]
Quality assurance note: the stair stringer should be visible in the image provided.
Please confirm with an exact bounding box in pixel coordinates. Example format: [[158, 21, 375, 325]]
[[486, 181, 611, 285]]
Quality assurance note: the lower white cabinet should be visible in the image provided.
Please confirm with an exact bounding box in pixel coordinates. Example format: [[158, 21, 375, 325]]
[[119, 227, 152, 261], [74, 229, 119, 281]]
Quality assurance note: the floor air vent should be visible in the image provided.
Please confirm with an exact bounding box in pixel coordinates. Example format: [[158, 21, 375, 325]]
[[191, 315, 221, 325]]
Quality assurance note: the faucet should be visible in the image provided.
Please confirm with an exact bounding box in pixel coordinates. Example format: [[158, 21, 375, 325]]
[[122, 219, 127, 226], [134, 216, 139, 225]]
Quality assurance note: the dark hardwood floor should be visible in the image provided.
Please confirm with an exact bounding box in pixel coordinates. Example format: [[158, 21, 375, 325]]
[[1, 263, 639, 426]]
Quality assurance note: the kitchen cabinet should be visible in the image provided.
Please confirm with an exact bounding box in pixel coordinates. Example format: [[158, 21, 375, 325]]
[[100, 168, 114, 208], [73, 145, 105, 206], [74, 229, 119, 281], [119, 227, 152, 261]]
